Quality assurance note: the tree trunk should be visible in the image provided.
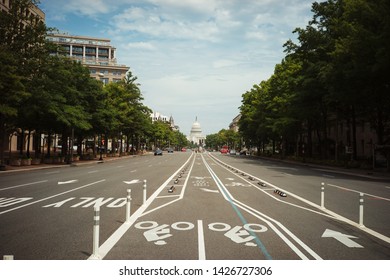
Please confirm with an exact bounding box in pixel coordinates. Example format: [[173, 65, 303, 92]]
[[26, 129, 31, 158], [0, 120, 5, 165], [351, 105, 357, 161], [46, 132, 52, 158]]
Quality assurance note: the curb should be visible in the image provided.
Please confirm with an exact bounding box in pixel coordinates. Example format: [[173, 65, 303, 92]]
[[0, 153, 151, 174]]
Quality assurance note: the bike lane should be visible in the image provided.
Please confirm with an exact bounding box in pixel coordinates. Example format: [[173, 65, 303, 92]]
[[104, 153, 301, 260], [205, 153, 390, 260]]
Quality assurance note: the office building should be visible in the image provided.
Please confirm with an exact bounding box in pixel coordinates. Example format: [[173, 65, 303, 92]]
[[1, 0, 45, 21], [47, 32, 129, 84]]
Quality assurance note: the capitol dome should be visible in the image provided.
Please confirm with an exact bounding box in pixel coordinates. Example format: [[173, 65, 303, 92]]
[[190, 120, 202, 133], [188, 117, 205, 146]]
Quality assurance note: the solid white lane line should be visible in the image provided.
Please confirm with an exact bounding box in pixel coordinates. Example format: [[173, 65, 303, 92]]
[[0, 180, 48, 191], [327, 183, 390, 202], [203, 154, 322, 260], [210, 153, 390, 245], [157, 195, 181, 199], [233, 199, 322, 260], [198, 220, 206, 260], [140, 155, 196, 217], [0, 180, 106, 215], [94, 154, 195, 260]]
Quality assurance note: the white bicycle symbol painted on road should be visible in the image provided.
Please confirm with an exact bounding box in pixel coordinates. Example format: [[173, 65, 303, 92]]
[[135, 221, 267, 247]]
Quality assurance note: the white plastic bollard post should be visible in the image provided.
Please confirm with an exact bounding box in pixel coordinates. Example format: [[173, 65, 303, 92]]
[[321, 182, 325, 209], [92, 206, 100, 259], [143, 180, 147, 204], [126, 189, 131, 223], [359, 192, 364, 227]]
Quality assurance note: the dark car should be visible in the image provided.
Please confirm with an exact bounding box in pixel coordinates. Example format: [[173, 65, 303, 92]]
[[154, 149, 163, 156]]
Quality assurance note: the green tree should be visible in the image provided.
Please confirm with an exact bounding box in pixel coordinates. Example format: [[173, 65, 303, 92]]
[[0, 0, 53, 161], [0, 49, 26, 165], [103, 71, 151, 154]]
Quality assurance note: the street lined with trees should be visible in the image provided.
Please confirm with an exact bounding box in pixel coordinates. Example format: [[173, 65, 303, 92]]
[[238, 0, 389, 169], [0, 0, 188, 168]]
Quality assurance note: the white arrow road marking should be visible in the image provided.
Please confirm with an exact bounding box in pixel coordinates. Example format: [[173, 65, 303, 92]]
[[200, 188, 219, 193], [123, 179, 141, 184], [321, 229, 363, 248], [58, 180, 78, 185]]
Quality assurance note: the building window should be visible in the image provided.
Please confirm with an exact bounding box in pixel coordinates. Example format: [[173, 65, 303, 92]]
[[72, 46, 83, 53], [85, 55, 95, 60], [100, 78, 109, 85], [60, 45, 70, 52], [98, 48, 109, 55], [85, 47, 96, 54]]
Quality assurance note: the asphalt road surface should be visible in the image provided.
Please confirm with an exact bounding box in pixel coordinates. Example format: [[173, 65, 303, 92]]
[[0, 152, 389, 260]]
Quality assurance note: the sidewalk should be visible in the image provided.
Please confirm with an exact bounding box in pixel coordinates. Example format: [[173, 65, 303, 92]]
[[245, 154, 390, 180], [0, 153, 151, 174]]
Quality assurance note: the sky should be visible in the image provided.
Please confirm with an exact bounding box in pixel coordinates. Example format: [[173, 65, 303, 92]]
[[39, 0, 314, 137]]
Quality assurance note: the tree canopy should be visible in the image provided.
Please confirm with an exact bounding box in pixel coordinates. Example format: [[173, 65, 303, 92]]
[[238, 0, 390, 164], [0, 1, 183, 162]]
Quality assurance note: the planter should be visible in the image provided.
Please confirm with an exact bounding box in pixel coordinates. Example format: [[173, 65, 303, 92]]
[[31, 158, 41, 165], [21, 159, 32, 166], [44, 157, 53, 164], [82, 154, 95, 160], [53, 157, 64, 164], [10, 159, 21, 166]]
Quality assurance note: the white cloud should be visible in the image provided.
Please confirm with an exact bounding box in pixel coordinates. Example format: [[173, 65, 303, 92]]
[[212, 59, 238, 69], [48, 0, 113, 16], [41, 0, 315, 135], [111, 6, 220, 42], [127, 41, 156, 51]]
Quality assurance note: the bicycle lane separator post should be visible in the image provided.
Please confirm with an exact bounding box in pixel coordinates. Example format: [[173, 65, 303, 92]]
[[89, 153, 195, 260]]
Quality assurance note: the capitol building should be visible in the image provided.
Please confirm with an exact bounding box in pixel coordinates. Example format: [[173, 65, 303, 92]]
[[188, 117, 206, 146]]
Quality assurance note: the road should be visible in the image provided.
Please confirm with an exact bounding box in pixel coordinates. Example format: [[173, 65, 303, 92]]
[[0, 152, 389, 260]]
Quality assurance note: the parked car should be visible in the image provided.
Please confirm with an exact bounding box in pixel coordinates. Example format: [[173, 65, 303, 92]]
[[154, 149, 163, 156], [167, 148, 174, 153], [220, 148, 228, 154], [229, 149, 237, 155]]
